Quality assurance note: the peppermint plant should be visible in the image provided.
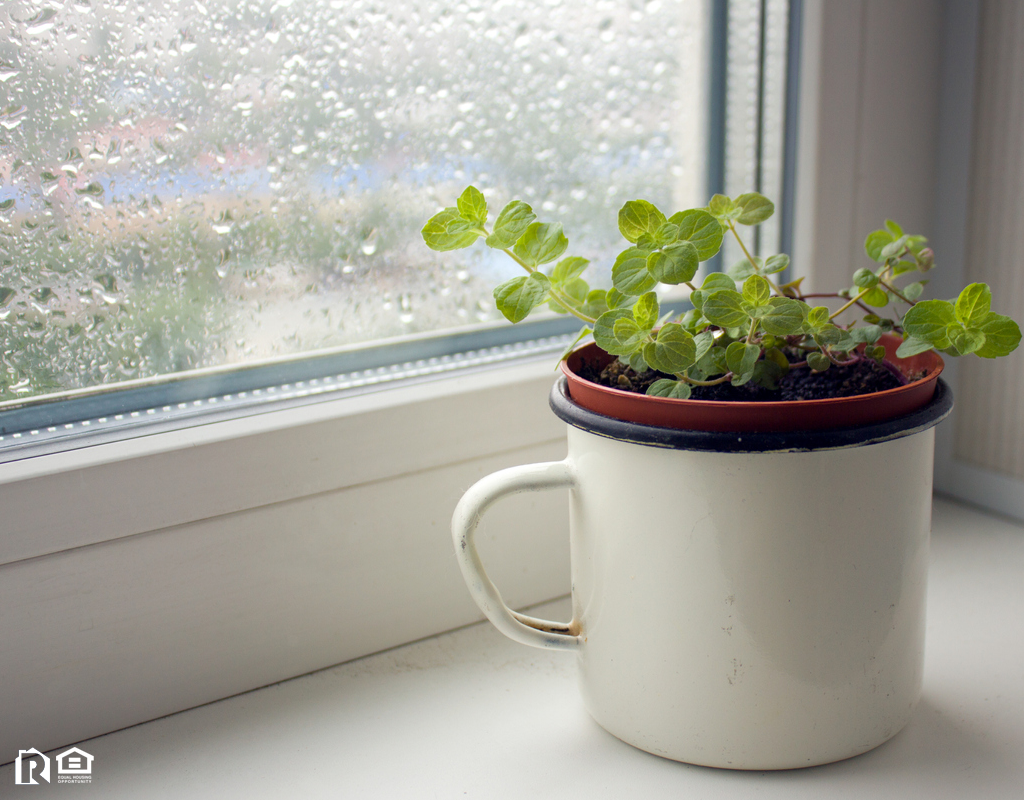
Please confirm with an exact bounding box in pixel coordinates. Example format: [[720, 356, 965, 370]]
[[423, 187, 1021, 398]]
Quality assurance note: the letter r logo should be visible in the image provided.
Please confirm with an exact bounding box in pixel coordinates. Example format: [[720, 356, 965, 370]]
[[15, 749, 51, 784]]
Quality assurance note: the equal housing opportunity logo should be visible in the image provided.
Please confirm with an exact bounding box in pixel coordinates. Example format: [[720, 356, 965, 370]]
[[14, 747, 94, 785]]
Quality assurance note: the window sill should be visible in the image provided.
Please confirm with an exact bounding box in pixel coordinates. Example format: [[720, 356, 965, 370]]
[[4, 497, 1022, 796], [0, 357, 572, 756]]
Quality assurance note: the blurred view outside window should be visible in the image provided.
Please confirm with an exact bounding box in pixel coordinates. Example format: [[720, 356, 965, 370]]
[[0, 0, 786, 407]]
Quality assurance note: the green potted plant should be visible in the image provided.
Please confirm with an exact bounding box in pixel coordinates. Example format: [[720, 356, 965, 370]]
[[424, 188, 1020, 770]]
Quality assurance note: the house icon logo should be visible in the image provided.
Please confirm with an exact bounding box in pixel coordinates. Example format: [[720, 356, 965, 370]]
[[56, 747, 94, 781], [13, 746, 94, 785]]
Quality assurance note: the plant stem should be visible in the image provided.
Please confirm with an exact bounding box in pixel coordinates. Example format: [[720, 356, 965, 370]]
[[825, 349, 860, 367], [678, 372, 733, 387], [497, 240, 596, 325], [728, 220, 783, 294], [879, 279, 917, 306], [746, 316, 759, 345], [828, 288, 871, 320]]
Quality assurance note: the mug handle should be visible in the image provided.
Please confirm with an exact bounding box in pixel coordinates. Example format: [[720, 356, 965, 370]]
[[452, 460, 580, 651]]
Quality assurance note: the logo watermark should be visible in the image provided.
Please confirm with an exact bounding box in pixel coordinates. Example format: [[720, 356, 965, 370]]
[[14, 747, 94, 785]]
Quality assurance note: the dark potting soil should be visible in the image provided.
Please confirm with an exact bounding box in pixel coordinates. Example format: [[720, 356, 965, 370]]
[[579, 354, 907, 402]]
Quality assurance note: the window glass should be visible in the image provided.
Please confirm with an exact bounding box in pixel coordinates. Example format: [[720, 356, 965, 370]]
[[0, 0, 710, 404]]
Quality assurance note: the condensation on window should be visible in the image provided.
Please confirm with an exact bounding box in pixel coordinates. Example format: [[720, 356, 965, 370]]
[[0, 0, 709, 402]]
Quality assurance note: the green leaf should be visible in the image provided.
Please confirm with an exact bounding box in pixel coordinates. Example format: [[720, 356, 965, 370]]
[[903, 281, 925, 301], [613, 317, 648, 352], [759, 297, 806, 335], [550, 256, 589, 284], [885, 220, 904, 238], [742, 275, 771, 307], [647, 379, 692, 399], [689, 288, 705, 311], [653, 222, 680, 246], [581, 289, 609, 319], [853, 268, 879, 289], [807, 352, 831, 372], [848, 324, 882, 345], [763, 254, 789, 275], [493, 273, 550, 323], [864, 229, 895, 262], [618, 200, 667, 243], [702, 272, 737, 291], [764, 347, 790, 374], [974, 313, 1022, 358], [486, 200, 536, 249], [726, 341, 759, 377], [734, 192, 774, 225], [668, 209, 724, 260], [862, 287, 889, 308], [832, 329, 857, 354], [727, 257, 761, 281], [606, 287, 629, 309], [556, 277, 590, 307], [612, 247, 657, 295], [707, 194, 737, 219], [513, 222, 568, 267], [895, 336, 935, 358], [903, 299, 956, 345], [954, 282, 992, 328], [627, 350, 650, 374], [946, 323, 986, 355], [649, 241, 699, 284], [636, 233, 657, 250], [456, 186, 487, 225], [702, 289, 750, 328], [559, 326, 593, 361], [880, 235, 909, 260], [633, 292, 659, 331], [752, 358, 786, 390], [593, 308, 637, 355], [644, 323, 697, 374], [807, 306, 830, 329], [692, 330, 715, 362], [892, 260, 919, 277], [680, 308, 707, 332], [694, 342, 729, 377], [421, 207, 480, 251], [812, 323, 844, 347]]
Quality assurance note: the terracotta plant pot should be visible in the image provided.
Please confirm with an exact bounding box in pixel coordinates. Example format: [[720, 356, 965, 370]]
[[560, 332, 944, 432]]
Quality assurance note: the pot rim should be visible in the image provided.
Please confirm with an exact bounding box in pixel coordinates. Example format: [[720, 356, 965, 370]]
[[559, 333, 944, 433], [549, 375, 953, 453]]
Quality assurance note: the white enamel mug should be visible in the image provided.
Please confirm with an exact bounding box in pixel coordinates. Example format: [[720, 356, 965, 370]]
[[452, 377, 953, 769]]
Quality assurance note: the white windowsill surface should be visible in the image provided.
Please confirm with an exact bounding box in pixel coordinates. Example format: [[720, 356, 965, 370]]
[[4, 495, 1022, 799]]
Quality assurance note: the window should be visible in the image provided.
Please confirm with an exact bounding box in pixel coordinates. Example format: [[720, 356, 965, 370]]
[[0, 0, 795, 448]]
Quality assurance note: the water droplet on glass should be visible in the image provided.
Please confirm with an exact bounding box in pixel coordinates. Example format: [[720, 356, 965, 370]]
[[24, 8, 58, 35], [360, 229, 379, 255], [211, 211, 234, 235], [0, 105, 28, 130], [0, 62, 20, 83]]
